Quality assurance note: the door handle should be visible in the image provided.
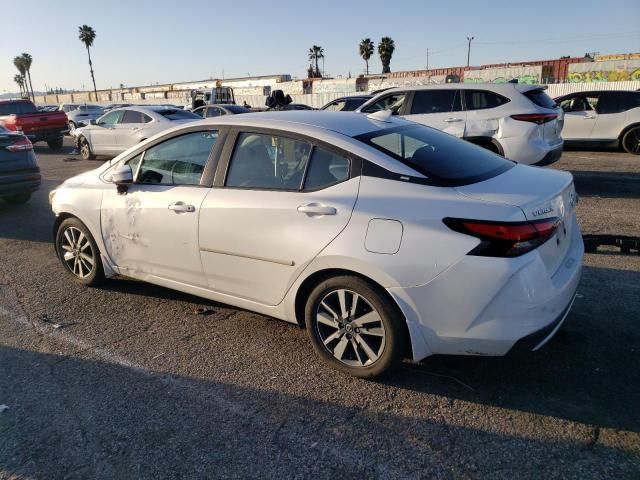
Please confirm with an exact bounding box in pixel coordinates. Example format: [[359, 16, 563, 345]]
[[444, 118, 463, 123], [168, 201, 196, 213], [297, 203, 337, 216], [583, 116, 596, 120]]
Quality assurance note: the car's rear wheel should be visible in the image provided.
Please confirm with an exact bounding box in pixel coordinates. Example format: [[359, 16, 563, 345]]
[[47, 137, 63, 151], [3, 192, 31, 204], [78, 137, 95, 160], [305, 275, 407, 378], [621, 126, 640, 155], [55, 217, 106, 286]]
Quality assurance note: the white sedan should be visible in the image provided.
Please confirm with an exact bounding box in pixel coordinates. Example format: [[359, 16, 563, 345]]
[[75, 106, 201, 160], [50, 111, 583, 378]]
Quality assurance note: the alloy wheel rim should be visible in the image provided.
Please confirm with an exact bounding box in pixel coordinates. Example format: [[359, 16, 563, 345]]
[[80, 141, 90, 158], [315, 289, 386, 367], [625, 129, 640, 154], [60, 227, 94, 278]]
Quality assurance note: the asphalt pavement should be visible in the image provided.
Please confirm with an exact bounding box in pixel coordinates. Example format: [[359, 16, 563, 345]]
[[1, 139, 638, 479]]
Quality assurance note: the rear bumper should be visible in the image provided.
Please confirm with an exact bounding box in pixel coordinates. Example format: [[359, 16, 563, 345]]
[[25, 127, 65, 143], [0, 170, 42, 195], [532, 145, 563, 167], [388, 215, 584, 360]]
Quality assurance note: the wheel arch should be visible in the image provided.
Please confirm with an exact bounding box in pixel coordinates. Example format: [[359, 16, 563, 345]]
[[465, 136, 504, 155], [618, 122, 640, 143], [293, 267, 414, 360]]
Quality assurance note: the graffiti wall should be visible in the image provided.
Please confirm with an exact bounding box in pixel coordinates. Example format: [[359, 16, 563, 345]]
[[567, 59, 640, 83], [463, 66, 543, 84]]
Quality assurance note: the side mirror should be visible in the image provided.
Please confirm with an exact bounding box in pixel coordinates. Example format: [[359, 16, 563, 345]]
[[112, 165, 133, 184], [89, 119, 97, 125]]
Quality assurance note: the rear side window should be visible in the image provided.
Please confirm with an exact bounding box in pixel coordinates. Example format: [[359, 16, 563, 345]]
[[522, 89, 556, 109], [323, 99, 348, 111], [410, 90, 462, 114], [596, 93, 640, 114], [226, 132, 312, 190], [120, 110, 149, 124], [0, 101, 37, 115], [464, 90, 511, 110], [355, 124, 513, 186], [157, 109, 201, 120], [304, 149, 350, 190]]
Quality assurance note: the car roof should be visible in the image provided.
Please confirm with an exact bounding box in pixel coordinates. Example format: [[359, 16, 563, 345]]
[[374, 82, 542, 94], [556, 90, 640, 97], [195, 110, 409, 137]]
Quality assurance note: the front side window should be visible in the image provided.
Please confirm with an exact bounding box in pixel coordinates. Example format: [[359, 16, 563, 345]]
[[226, 133, 312, 190], [98, 110, 124, 126], [362, 93, 406, 114], [464, 90, 510, 111], [137, 131, 218, 185], [323, 100, 347, 112], [355, 124, 513, 186], [410, 90, 461, 114]]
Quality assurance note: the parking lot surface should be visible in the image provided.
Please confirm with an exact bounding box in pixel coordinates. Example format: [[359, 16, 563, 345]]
[[1, 139, 639, 479]]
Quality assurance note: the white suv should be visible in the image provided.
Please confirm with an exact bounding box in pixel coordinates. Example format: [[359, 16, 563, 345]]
[[554, 90, 640, 154], [356, 83, 564, 166]]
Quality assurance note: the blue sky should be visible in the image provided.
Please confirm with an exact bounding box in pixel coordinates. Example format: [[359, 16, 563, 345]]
[[2, 0, 639, 93]]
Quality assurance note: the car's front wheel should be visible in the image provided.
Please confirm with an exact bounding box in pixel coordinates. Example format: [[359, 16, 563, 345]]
[[621, 126, 640, 155], [78, 137, 95, 160], [305, 275, 407, 378], [68, 121, 77, 134], [55, 217, 106, 286]]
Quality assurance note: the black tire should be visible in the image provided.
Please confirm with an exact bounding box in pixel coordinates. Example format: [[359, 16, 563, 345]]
[[621, 126, 640, 155], [305, 275, 407, 378], [47, 137, 64, 151], [55, 217, 106, 286], [68, 121, 77, 135], [3, 192, 31, 204], [78, 137, 95, 160]]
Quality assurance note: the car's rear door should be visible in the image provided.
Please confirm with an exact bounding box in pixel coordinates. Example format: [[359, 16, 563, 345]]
[[402, 89, 466, 137], [115, 110, 149, 151], [198, 129, 360, 306], [590, 92, 630, 140]]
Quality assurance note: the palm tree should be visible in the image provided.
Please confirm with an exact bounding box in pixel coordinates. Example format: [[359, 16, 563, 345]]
[[20, 53, 35, 101], [78, 25, 98, 99], [378, 37, 395, 74], [13, 56, 30, 100], [13, 74, 25, 97], [359, 38, 375, 76], [307, 45, 324, 78]]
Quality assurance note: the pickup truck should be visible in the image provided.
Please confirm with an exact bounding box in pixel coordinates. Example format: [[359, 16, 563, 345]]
[[0, 99, 67, 150]]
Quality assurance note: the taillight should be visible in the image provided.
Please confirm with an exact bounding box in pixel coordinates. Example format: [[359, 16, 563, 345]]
[[5, 136, 33, 153], [510, 113, 557, 124], [443, 217, 560, 257]]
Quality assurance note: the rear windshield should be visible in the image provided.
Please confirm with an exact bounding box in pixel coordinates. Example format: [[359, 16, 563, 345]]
[[156, 109, 201, 120], [0, 101, 37, 115], [523, 89, 557, 109], [354, 124, 513, 186]]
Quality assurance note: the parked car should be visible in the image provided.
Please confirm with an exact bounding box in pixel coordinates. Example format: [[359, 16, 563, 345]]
[[59, 103, 79, 113], [356, 83, 564, 166], [554, 90, 640, 154], [0, 125, 40, 204], [321, 95, 372, 112], [75, 105, 201, 159], [50, 111, 583, 378], [66, 104, 105, 133], [193, 104, 251, 118], [0, 99, 67, 150]]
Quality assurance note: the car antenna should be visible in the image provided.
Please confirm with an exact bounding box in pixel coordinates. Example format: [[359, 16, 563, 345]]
[[366, 110, 394, 123]]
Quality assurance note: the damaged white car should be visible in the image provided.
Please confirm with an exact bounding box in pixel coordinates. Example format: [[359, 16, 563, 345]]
[[357, 83, 564, 166], [50, 111, 582, 378]]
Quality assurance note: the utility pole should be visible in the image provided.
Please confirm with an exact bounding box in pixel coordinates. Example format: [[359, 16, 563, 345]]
[[466, 36, 474, 67], [426, 48, 429, 71]]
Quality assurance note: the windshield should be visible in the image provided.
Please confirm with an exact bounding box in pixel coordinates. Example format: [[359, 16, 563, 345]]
[[0, 101, 37, 115], [157, 109, 201, 120], [354, 124, 513, 186]]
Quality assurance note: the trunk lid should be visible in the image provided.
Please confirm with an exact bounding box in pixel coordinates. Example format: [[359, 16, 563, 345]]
[[455, 164, 577, 274]]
